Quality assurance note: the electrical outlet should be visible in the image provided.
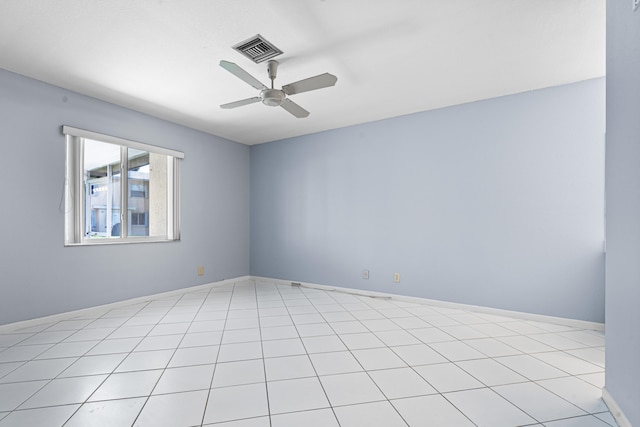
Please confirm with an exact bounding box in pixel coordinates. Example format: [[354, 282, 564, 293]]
[[635, 0, 639, 11], [393, 273, 401, 283], [363, 269, 369, 279], [197, 266, 204, 276]]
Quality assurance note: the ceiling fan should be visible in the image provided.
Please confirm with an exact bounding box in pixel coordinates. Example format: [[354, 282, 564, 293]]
[[219, 60, 337, 118]]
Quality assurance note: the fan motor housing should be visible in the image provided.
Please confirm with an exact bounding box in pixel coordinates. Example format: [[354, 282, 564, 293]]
[[260, 89, 285, 106]]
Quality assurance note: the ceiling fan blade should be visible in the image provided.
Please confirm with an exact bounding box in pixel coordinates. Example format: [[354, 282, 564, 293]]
[[280, 98, 310, 118], [282, 73, 337, 95], [220, 97, 261, 109], [219, 60, 267, 90]]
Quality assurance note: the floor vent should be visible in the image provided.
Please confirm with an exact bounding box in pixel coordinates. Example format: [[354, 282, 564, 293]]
[[232, 34, 283, 63]]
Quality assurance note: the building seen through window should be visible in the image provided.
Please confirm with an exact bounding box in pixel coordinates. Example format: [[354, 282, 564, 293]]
[[85, 142, 152, 238]]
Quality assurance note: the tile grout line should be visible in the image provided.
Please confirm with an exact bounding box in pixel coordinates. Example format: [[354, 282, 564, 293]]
[[2, 302, 153, 424], [274, 282, 343, 426], [315, 288, 418, 426], [198, 282, 235, 427], [76, 296, 178, 426], [252, 279, 273, 427], [0, 279, 614, 427]]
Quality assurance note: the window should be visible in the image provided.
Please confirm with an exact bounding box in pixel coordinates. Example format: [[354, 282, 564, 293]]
[[131, 212, 147, 226], [63, 126, 183, 245]]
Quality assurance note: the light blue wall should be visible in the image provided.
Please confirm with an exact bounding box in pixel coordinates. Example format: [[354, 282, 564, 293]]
[[251, 78, 605, 322], [0, 66, 606, 327], [604, 1, 640, 425], [0, 69, 250, 325]]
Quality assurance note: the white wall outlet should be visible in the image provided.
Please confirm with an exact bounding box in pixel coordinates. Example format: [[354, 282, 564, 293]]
[[363, 269, 370, 279], [393, 273, 401, 283]]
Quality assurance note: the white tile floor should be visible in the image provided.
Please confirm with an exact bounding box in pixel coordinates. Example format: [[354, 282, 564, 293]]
[[0, 280, 616, 427]]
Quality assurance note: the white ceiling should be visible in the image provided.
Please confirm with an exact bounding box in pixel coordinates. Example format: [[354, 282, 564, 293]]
[[0, 0, 605, 145]]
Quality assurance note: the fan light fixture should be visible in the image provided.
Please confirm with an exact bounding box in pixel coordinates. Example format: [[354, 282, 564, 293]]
[[260, 89, 285, 107]]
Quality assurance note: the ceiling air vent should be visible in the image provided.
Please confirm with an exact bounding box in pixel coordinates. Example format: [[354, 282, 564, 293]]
[[232, 34, 283, 63]]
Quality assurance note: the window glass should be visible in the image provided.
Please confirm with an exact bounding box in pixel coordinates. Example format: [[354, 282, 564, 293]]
[[84, 139, 121, 239], [127, 148, 149, 237], [64, 126, 181, 246]]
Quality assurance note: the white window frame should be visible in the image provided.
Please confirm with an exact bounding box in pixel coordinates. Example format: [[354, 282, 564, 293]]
[[63, 126, 183, 246]]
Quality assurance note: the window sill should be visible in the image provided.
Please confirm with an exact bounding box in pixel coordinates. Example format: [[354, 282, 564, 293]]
[[65, 237, 180, 247]]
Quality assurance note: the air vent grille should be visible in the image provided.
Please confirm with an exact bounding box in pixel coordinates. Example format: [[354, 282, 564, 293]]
[[232, 34, 283, 63]]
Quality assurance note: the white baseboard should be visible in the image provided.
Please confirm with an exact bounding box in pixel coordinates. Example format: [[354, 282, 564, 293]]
[[2, 274, 604, 334], [0, 276, 250, 333], [602, 387, 633, 427], [251, 276, 605, 331]]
